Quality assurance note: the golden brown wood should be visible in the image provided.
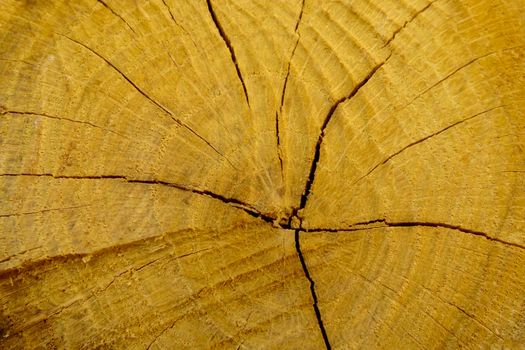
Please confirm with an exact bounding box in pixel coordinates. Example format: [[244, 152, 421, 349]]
[[1, 0, 524, 348]]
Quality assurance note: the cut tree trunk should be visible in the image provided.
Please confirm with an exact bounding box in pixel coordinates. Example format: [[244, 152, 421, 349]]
[[1, 0, 524, 349]]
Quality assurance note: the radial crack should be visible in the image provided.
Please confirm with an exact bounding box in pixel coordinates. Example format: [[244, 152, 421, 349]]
[[206, 0, 250, 107], [58, 34, 226, 161], [0, 205, 90, 219], [294, 229, 332, 349], [160, 0, 192, 37], [1, 109, 129, 139], [352, 105, 506, 185], [302, 219, 525, 250], [96, 0, 136, 33], [275, 0, 306, 179], [0, 173, 276, 224], [382, 0, 436, 48], [299, 55, 391, 210], [386, 221, 525, 250], [402, 46, 525, 108]]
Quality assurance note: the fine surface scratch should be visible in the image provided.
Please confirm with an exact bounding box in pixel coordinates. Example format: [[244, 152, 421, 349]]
[[0, 247, 42, 264]]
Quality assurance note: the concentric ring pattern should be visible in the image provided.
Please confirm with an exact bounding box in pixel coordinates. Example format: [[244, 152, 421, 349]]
[[1, 0, 524, 349]]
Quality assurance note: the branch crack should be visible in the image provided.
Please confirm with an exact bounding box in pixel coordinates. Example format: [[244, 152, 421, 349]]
[[5, 248, 211, 338], [402, 46, 525, 108]]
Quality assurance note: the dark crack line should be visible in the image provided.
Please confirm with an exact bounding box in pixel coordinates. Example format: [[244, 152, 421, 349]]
[[294, 229, 331, 349], [206, 0, 250, 107], [352, 105, 506, 185], [58, 34, 227, 162], [0, 173, 276, 225], [96, 0, 136, 33], [299, 55, 391, 210], [386, 221, 525, 250], [381, 0, 436, 48], [302, 219, 525, 250], [275, 0, 305, 179], [161, 0, 179, 26], [1, 109, 129, 139], [275, 111, 284, 176], [294, 0, 305, 31]]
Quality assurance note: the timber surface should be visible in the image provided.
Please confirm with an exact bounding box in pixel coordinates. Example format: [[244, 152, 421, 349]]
[[1, 0, 524, 349]]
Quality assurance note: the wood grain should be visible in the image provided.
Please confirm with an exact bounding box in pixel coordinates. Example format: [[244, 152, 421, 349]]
[[1, 0, 524, 348]]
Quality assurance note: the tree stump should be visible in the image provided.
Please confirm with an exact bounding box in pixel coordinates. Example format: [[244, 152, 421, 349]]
[[1, 0, 524, 348]]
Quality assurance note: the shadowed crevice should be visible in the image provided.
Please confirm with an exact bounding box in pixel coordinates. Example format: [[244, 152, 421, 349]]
[[206, 0, 250, 107]]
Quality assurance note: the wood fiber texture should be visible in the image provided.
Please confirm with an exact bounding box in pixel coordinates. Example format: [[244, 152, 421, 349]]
[[1, 0, 524, 349]]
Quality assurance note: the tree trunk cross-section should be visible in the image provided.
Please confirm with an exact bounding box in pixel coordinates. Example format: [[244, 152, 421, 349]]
[[0, 0, 524, 349]]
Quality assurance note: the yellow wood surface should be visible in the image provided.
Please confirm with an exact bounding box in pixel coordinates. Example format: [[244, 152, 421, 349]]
[[1, 0, 524, 348]]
